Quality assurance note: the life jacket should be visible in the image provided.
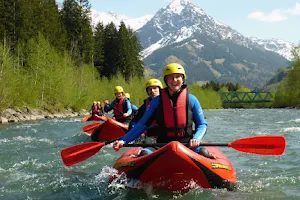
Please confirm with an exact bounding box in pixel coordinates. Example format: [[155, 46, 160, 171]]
[[156, 87, 193, 143], [113, 97, 131, 121], [92, 104, 98, 114]]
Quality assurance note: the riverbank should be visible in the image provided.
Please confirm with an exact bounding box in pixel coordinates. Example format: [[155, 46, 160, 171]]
[[0, 107, 90, 124]]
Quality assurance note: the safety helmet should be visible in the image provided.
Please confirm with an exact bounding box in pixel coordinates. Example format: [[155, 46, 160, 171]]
[[93, 101, 97, 104], [97, 101, 101, 105], [114, 86, 124, 93], [163, 63, 186, 79], [145, 78, 163, 89], [125, 93, 130, 99]]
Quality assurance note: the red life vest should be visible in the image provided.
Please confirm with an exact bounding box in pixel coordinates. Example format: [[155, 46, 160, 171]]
[[113, 97, 125, 121], [92, 104, 98, 114], [161, 88, 187, 137], [156, 87, 193, 143]]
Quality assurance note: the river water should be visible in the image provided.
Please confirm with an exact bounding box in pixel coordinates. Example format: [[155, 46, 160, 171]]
[[1, 109, 299, 200]]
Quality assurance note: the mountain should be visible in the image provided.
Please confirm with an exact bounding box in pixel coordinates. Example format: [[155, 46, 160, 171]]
[[90, 10, 153, 30], [249, 37, 295, 61], [57, 0, 294, 88], [135, 0, 291, 88], [56, 1, 153, 30]]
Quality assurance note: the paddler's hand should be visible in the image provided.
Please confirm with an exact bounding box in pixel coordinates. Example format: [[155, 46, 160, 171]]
[[104, 100, 109, 106], [123, 113, 128, 118], [189, 139, 202, 149], [113, 140, 125, 151]]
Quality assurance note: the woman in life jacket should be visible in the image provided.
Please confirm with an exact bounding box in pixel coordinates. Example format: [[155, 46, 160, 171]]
[[125, 93, 138, 116], [104, 86, 133, 124], [129, 78, 163, 139], [113, 63, 214, 158], [89, 101, 99, 115]]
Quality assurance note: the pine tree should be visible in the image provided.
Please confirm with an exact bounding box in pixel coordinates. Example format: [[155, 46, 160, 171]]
[[0, 0, 20, 49], [128, 28, 144, 78], [40, 0, 67, 52], [118, 21, 133, 82], [60, 0, 93, 65], [102, 22, 119, 78], [94, 22, 105, 74]]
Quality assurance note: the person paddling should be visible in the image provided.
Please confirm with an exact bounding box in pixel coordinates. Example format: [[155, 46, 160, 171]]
[[89, 101, 98, 115], [104, 86, 132, 124], [129, 78, 162, 138], [113, 63, 214, 158]]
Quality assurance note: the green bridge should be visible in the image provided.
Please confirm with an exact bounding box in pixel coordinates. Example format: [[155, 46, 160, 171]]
[[220, 92, 273, 103]]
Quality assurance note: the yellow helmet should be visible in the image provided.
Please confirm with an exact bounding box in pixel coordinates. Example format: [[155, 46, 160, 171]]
[[145, 78, 163, 89], [163, 63, 186, 79], [125, 93, 130, 99], [114, 86, 124, 93], [93, 101, 97, 104], [97, 101, 101, 105]]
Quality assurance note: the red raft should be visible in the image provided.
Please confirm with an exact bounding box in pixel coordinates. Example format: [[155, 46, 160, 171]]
[[113, 141, 236, 192], [91, 118, 128, 141]]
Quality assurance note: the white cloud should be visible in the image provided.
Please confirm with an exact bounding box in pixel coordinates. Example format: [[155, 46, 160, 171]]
[[247, 9, 288, 22], [287, 3, 300, 15]]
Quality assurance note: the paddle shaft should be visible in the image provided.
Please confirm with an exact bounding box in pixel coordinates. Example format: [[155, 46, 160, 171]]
[[123, 143, 228, 147], [124, 143, 280, 148]]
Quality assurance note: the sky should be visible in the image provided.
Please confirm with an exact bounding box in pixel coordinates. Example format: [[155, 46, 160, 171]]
[[58, 0, 300, 43]]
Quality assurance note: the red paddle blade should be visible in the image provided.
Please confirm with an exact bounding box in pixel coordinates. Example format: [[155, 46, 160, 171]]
[[100, 115, 108, 121], [229, 136, 286, 155], [82, 122, 103, 134], [81, 115, 90, 122], [61, 142, 104, 167]]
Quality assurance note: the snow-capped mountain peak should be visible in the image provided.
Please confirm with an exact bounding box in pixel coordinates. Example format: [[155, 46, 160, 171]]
[[90, 9, 152, 30], [250, 37, 295, 60], [166, 0, 191, 15]]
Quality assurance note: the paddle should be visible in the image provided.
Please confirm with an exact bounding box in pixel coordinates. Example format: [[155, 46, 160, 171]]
[[81, 115, 90, 122], [61, 139, 118, 167], [123, 135, 286, 155], [82, 122, 103, 134], [61, 136, 285, 167]]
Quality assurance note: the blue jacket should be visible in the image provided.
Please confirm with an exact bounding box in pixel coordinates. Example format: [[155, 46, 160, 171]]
[[121, 93, 207, 143], [131, 104, 138, 112]]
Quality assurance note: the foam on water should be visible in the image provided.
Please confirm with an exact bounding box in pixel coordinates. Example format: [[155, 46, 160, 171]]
[[282, 127, 300, 132], [12, 136, 54, 144]]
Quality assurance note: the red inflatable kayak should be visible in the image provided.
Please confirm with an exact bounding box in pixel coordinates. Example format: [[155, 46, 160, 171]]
[[112, 141, 236, 192], [91, 118, 128, 141]]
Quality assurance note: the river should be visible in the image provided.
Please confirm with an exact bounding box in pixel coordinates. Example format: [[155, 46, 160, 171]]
[[1, 109, 299, 200]]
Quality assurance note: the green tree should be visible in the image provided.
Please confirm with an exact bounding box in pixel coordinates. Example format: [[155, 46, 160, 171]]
[[128, 28, 144, 78], [60, 0, 93, 65], [0, 0, 20, 49], [118, 21, 134, 82], [102, 22, 119, 78], [93, 22, 105, 74]]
